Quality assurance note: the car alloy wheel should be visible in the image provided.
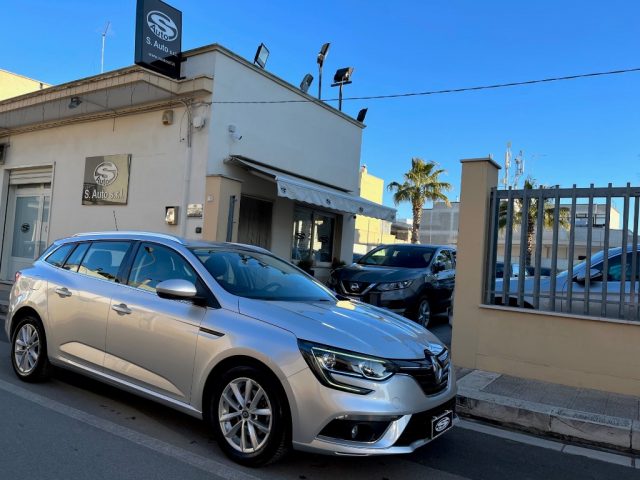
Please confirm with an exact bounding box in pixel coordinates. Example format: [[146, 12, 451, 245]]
[[417, 298, 431, 328], [210, 365, 290, 466], [218, 377, 273, 454], [11, 316, 51, 382]]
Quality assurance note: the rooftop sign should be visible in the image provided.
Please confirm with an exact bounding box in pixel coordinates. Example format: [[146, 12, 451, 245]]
[[134, 0, 182, 79]]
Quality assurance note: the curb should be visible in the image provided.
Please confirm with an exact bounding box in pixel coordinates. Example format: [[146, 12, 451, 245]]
[[456, 388, 640, 454]]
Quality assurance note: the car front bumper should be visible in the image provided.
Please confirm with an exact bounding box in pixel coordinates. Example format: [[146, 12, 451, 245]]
[[286, 365, 457, 456]]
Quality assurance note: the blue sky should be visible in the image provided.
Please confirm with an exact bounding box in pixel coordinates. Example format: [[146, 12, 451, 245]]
[[3, 1, 639, 219]]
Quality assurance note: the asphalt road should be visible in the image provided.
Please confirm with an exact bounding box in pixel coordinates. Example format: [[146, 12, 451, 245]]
[[0, 329, 636, 480]]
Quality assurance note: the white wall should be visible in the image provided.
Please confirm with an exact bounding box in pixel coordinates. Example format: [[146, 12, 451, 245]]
[[2, 107, 209, 244], [205, 51, 363, 193]]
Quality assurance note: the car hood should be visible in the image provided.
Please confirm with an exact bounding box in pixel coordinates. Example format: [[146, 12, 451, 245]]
[[335, 264, 424, 283], [238, 297, 443, 359]]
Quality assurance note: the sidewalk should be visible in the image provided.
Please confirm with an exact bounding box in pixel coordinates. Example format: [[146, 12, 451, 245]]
[[456, 368, 640, 455], [0, 282, 9, 318]]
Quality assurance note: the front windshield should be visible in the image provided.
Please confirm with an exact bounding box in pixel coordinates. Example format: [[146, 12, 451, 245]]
[[191, 248, 336, 302], [358, 245, 435, 268]]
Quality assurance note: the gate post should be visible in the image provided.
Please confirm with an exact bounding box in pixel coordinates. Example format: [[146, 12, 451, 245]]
[[451, 157, 500, 368]]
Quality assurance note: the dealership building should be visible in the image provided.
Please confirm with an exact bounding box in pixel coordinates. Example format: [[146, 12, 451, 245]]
[[0, 42, 395, 282]]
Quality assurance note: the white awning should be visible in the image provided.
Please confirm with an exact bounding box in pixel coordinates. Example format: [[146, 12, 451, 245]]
[[226, 156, 396, 222]]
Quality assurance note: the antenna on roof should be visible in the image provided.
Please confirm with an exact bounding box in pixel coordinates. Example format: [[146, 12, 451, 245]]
[[100, 21, 111, 74]]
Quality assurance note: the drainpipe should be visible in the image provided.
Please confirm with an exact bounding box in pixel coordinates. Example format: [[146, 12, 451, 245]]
[[180, 101, 193, 238]]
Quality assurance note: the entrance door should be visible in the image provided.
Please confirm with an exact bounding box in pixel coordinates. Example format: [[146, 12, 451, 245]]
[[2, 185, 51, 280]]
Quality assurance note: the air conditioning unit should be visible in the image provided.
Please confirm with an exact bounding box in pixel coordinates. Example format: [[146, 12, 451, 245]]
[[0, 143, 7, 165]]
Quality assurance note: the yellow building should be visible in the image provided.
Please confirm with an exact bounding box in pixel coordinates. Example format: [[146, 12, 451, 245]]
[[354, 166, 403, 254], [0, 69, 49, 101]]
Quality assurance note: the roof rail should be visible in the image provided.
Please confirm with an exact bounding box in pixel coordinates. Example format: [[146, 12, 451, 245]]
[[71, 231, 187, 245]]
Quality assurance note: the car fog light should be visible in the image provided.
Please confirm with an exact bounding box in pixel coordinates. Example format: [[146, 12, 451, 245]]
[[351, 425, 359, 439]]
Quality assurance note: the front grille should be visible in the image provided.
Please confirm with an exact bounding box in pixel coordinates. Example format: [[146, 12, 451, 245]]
[[340, 280, 371, 295], [397, 349, 450, 396], [394, 398, 456, 446]]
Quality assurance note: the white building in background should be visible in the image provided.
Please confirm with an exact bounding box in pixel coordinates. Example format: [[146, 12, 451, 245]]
[[0, 44, 394, 282], [419, 202, 459, 246]]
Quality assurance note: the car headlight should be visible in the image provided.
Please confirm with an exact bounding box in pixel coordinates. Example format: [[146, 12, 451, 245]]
[[298, 340, 397, 394], [375, 280, 413, 291]]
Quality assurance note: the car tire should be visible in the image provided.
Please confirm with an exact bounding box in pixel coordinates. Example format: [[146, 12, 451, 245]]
[[209, 365, 290, 467], [10, 315, 51, 383], [412, 296, 432, 328]]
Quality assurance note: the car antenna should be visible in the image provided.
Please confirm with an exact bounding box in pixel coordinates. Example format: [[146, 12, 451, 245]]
[[113, 210, 119, 231]]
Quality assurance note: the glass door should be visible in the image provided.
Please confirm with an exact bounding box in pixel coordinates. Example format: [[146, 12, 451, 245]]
[[2, 186, 50, 280]]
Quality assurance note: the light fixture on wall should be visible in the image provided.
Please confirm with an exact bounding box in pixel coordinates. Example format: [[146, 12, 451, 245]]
[[331, 67, 353, 111], [68, 96, 83, 109], [299, 73, 314, 93], [316, 42, 330, 99], [253, 43, 270, 69]]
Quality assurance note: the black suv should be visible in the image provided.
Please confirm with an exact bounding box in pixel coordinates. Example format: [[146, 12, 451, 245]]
[[328, 244, 456, 327]]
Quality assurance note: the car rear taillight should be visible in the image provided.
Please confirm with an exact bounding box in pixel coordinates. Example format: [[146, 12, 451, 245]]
[[14, 271, 21, 283]]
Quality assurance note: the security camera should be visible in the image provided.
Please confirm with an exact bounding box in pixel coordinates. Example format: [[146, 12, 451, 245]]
[[228, 124, 242, 141]]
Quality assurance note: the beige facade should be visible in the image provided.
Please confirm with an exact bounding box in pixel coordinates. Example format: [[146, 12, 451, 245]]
[[0, 45, 393, 283], [451, 158, 640, 396], [353, 166, 402, 254], [0, 69, 49, 101]]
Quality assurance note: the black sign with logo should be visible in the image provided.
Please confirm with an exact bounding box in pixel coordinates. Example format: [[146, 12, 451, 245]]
[[134, 0, 182, 79]]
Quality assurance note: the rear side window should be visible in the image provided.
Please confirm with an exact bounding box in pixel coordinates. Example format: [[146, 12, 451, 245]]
[[63, 243, 90, 272], [78, 242, 131, 281], [45, 244, 74, 268]]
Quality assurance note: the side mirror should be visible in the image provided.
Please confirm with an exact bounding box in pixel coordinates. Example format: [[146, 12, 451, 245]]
[[574, 268, 603, 284], [432, 262, 445, 273], [156, 279, 197, 300]]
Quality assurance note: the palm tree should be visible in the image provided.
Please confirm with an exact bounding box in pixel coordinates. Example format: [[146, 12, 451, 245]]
[[499, 177, 571, 266], [388, 158, 452, 244]]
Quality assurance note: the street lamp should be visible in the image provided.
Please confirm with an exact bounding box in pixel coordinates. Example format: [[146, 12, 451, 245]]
[[330, 67, 353, 111], [253, 43, 270, 69], [316, 42, 330, 99]]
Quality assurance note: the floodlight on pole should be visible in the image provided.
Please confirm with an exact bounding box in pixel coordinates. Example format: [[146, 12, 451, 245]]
[[316, 42, 330, 99], [330, 67, 353, 111], [300, 73, 314, 93], [253, 43, 270, 69], [356, 108, 368, 123]]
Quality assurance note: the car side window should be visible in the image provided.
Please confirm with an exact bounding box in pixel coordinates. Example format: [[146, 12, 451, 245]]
[[127, 243, 198, 293], [605, 253, 640, 281], [78, 242, 131, 282], [63, 243, 90, 272], [434, 251, 453, 270], [45, 244, 75, 268]]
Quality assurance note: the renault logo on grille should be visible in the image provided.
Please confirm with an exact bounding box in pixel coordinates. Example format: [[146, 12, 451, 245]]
[[349, 282, 361, 292], [432, 356, 443, 383]]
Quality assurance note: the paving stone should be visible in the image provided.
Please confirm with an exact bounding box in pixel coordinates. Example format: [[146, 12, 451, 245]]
[[605, 394, 640, 421], [538, 383, 581, 409], [570, 389, 609, 415]]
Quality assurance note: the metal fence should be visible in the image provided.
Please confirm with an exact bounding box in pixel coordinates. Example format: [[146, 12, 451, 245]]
[[483, 183, 640, 322]]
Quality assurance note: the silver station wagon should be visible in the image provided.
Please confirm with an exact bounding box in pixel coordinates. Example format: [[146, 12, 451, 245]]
[[5, 231, 456, 466]]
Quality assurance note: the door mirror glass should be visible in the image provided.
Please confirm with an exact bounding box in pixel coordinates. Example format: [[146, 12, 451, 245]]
[[575, 268, 603, 284], [156, 279, 197, 299], [432, 262, 445, 273]]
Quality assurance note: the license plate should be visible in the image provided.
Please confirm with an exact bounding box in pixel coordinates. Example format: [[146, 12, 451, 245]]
[[430, 410, 454, 439]]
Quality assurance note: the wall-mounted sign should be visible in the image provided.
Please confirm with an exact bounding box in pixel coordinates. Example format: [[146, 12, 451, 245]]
[[187, 203, 203, 217], [82, 154, 131, 206], [134, 0, 182, 79]]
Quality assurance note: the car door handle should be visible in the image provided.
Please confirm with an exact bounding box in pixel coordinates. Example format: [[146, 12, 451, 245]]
[[112, 303, 132, 315], [54, 287, 72, 298]]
